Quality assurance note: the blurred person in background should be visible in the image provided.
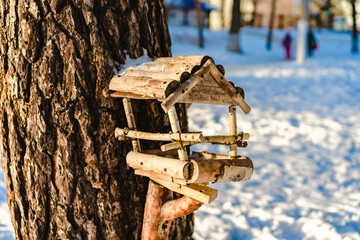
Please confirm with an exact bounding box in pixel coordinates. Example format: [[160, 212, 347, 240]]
[[282, 31, 292, 60], [307, 29, 318, 56]]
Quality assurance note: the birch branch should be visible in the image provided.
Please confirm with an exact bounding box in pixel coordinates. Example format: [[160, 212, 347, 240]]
[[160, 133, 250, 152], [115, 128, 203, 142]]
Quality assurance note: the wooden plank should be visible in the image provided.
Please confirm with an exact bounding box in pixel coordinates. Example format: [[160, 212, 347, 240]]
[[134, 169, 187, 185], [151, 178, 218, 204], [177, 86, 236, 106], [115, 128, 203, 142], [109, 75, 179, 99], [209, 64, 251, 114], [161, 60, 212, 112]]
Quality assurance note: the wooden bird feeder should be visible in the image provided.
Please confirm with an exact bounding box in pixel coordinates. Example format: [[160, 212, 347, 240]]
[[109, 55, 254, 239]]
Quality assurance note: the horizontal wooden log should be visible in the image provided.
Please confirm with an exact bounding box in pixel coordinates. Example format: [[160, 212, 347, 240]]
[[188, 157, 253, 184], [109, 75, 179, 99], [126, 152, 193, 180], [151, 178, 218, 204], [123, 69, 181, 80], [160, 133, 250, 152], [154, 56, 206, 65], [115, 128, 203, 142], [110, 91, 157, 100], [161, 60, 212, 112], [209, 64, 251, 114], [143, 55, 212, 74], [127, 152, 253, 185]]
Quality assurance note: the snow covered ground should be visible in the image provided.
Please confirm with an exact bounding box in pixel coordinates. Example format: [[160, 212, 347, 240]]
[[1, 26, 360, 239], [170, 26, 360, 240]]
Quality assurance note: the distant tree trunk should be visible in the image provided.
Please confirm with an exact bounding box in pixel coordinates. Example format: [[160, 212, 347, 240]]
[[228, 0, 242, 52], [250, 0, 257, 26], [266, 0, 277, 50], [221, 0, 226, 28], [0, 0, 194, 239], [195, 0, 204, 48], [351, 0, 358, 53]]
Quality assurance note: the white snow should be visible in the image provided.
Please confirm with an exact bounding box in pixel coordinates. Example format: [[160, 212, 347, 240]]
[[1, 25, 360, 239]]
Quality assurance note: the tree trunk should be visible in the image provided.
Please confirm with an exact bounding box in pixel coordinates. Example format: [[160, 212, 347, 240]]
[[250, 0, 257, 26], [0, 0, 193, 239], [228, 0, 242, 52], [266, 0, 277, 50], [351, 0, 358, 53]]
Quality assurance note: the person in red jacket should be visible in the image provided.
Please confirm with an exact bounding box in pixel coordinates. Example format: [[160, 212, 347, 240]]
[[282, 31, 292, 60]]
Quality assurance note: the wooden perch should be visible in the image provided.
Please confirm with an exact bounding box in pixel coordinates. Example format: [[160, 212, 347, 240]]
[[161, 60, 212, 113], [209, 64, 251, 114], [160, 133, 250, 152], [109, 75, 179, 99], [141, 181, 203, 240], [115, 128, 203, 142]]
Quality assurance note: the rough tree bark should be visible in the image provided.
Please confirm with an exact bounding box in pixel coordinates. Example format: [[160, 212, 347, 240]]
[[0, 0, 194, 239]]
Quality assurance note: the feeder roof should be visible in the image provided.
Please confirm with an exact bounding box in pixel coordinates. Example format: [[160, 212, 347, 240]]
[[109, 55, 251, 114]]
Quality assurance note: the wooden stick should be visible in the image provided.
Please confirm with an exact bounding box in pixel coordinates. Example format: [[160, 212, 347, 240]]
[[151, 178, 218, 204], [122, 98, 141, 152], [141, 181, 167, 240], [229, 105, 237, 158], [161, 60, 212, 113], [167, 106, 188, 161], [115, 128, 203, 142], [160, 196, 203, 221], [141, 180, 203, 240], [209, 64, 251, 114], [160, 133, 250, 152], [126, 151, 193, 180]]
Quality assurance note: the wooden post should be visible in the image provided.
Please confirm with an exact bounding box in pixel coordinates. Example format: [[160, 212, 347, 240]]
[[229, 105, 237, 158], [167, 106, 188, 161], [123, 98, 141, 152]]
